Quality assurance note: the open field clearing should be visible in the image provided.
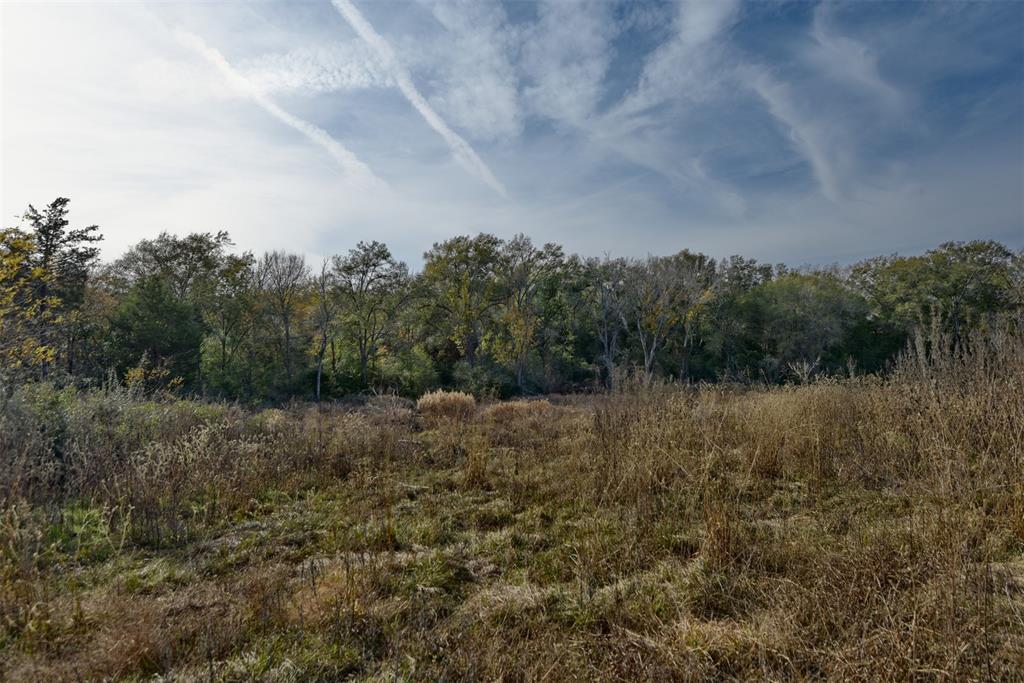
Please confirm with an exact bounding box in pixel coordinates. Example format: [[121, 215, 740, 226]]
[[2, 327, 1022, 681], [5, 0, 1024, 678]]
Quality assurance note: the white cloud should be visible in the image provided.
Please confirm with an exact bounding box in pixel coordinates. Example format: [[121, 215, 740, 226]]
[[749, 70, 844, 203], [176, 30, 386, 191], [331, 0, 508, 197], [806, 4, 904, 114], [520, 0, 618, 126], [416, 0, 522, 141], [745, 6, 908, 204], [2, 0, 1019, 268], [239, 43, 392, 95], [611, 0, 741, 121], [587, 0, 745, 214], [677, 0, 742, 47], [130, 56, 239, 105], [504, 0, 746, 215]]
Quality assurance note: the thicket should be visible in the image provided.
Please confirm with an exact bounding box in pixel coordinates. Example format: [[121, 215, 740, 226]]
[[3, 198, 1021, 401]]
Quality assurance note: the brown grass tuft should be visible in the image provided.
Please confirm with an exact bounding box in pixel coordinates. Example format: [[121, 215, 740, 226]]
[[416, 389, 477, 426]]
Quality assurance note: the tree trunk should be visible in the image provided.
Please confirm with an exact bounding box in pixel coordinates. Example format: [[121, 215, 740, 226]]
[[599, 332, 617, 390], [66, 331, 75, 376], [283, 314, 293, 380], [315, 334, 327, 401], [359, 339, 369, 388], [465, 333, 478, 367], [643, 338, 657, 383]]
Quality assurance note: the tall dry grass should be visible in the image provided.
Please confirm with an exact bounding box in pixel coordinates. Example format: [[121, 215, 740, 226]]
[[417, 389, 477, 427], [1, 321, 1021, 680]]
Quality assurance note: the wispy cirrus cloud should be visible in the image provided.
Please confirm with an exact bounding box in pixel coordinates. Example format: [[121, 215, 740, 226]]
[[520, 0, 618, 126], [415, 0, 522, 142], [238, 42, 392, 96], [742, 3, 908, 204], [176, 30, 386, 190], [749, 69, 844, 203], [3, 1, 1020, 268], [330, 0, 508, 197], [806, 4, 904, 114], [503, 0, 746, 216], [610, 0, 741, 123], [587, 0, 746, 214]]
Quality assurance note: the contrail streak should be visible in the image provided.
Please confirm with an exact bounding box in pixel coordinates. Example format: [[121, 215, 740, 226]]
[[330, 0, 508, 198], [177, 30, 386, 190]]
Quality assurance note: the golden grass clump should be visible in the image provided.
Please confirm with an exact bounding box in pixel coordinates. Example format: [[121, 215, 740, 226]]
[[416, 389, 476, 426]]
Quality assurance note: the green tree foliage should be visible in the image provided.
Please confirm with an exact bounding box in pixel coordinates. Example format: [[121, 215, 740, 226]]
[[22, 197, 101, 308], [202, 252, 258, 396], [493, 235, 564, 391], [0, 229, 60, 378], [851, 241, 1023, 338], [421, 234, 505, 369], [7, 198, 1022, 398], [18, 198, 102, 376], [109, 231, 239, 391], [109, 231, 232, 302], [696, 256, 775, 380], [332, 241, 411, 388], [532, 254, 591, 391], [110, 276, 203, 386], [257, 251, 310, 387], [586, 256, 630, 388], [748, 272, 869, 381]]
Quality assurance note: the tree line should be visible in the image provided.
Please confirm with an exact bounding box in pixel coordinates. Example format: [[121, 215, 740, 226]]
[[2, 197, 1021, 400]]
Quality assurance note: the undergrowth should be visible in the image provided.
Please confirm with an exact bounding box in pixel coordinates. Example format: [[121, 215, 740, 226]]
[[1, 324, 1022, 681]]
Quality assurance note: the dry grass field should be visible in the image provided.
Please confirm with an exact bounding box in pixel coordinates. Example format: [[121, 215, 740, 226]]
[[2, 326, 1022, 681]]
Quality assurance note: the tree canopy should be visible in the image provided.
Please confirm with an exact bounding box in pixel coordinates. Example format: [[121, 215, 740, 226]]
[[3, 197, 1021, 398]]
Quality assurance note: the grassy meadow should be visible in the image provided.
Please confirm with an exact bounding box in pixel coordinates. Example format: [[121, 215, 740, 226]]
[[1, 325, 1022, 681]]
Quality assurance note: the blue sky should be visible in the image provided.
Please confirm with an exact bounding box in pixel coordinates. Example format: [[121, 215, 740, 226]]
[[2, 0, 1022, 266]]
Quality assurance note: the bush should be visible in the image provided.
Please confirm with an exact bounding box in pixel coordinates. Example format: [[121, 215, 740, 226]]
[[451, 359, 515, 398], [376, 346, 440, 397], [417, 389, 476, 426]]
